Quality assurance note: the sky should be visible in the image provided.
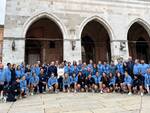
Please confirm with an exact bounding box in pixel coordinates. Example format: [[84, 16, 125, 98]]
[[0, 0, 6, 25]]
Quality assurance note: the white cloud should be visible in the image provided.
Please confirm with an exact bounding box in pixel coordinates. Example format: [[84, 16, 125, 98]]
[[0, 0, 6, 25]]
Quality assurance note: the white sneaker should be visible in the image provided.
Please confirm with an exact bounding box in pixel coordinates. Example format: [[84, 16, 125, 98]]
[[31, 93, 34, 96], [55, 90, 58, 94], [74, 90, 77, 93], [141, 93, 144, 96], [128, 92, 132, 96], [100, 90, 103, 94]]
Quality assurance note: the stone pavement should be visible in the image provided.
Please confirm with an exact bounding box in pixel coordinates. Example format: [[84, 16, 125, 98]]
[[0, 93, 150, 113]]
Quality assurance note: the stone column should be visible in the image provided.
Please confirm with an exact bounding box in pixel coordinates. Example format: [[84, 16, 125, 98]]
[[110, 40, 129, 63], [2, 38, 25, 65]]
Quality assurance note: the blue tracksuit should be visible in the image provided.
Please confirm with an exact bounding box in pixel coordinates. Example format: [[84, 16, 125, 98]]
[[70, 76, 78, 84], [35, 66, 40, 76], [0, 69, 5, 83], [72, 66, 79, 75], [116, 63, 124, 74], [144, 73, 150, 87], [16, 70, 23, 78], [103, 64, 110, 75], [124, 75, 132, 85], [4, 67, 11, 83], [25, 72, 32, 85], [48, 76, 58, 88], [140, 64, 149, 76], [109, 76, 116, 86], [97, 64, 103, 75], [20, 79, 27, 92], [93, 75, 101, 84], [64, 66, 73, 76], [29, 76, 39, 85], [63, 77, 70, 88], [133, 64, 141, 75], [87, 64, 93, 74]]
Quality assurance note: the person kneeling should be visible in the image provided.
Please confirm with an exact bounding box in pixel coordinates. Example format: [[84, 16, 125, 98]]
[[121, 70, 132, 95], [63, 73, 70, 92], [20, 75, 28, 98], [29, 72, 39, 95], [48, 73, 58, 93]]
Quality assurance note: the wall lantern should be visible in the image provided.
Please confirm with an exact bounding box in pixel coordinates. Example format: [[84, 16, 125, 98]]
[[12, 40, 15, 51], [71, 40, 76, 50]]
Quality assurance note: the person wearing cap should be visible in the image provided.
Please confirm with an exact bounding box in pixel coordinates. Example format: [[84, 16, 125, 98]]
[[0, 63, 5, 99]]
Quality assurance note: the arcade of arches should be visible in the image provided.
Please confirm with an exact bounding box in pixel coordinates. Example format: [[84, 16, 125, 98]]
[[25, 17, 150, 64], [25, 18, 63, 64], [128, 22, 150, 63]]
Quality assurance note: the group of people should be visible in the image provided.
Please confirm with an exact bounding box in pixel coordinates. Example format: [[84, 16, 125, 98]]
[[0, 57, 150, 102]]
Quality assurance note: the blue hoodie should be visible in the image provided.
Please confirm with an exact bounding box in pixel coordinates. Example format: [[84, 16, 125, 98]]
[[0, 69, 5, 82], [124, 75, 132, 85], [16, 70, 23, 78], [4, 67, 11, 83], [69, 76, 78, 84], [140, 64, 149, 75], [144, 73, 150, 87], [63, 77, 70, 88], [93, 75, 101, 84], [48, 76, 58, 88], [133, 64, 141, 75], [109, 76, 116, 86], [20, 79, 27, 89], [29, 76, 39, 85]]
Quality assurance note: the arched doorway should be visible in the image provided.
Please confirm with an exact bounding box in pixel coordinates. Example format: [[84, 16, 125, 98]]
[[81, 20, 111, 63], [25, 18, 63, 64], [128, 22, 150, 63]]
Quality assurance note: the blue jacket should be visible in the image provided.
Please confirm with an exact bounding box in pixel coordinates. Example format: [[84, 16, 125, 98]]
[[64, 66, 73, 75], [124, 75, 132, 84], [102, 64, 110, 74], [109, 76, 116, 85], [25, 72, 32, 83], [29, 76, 39, 85], [20, 79, 27, 89], [140, 64, 149, 75], [48, 76, 58, 88], [4, 67, 11, 83], [15, 70, 23, 78], [63, 77, 70, 88], [0, 69, 5, 82], [35, 67, 40, 76], [70, 76, 78, 84], [133, 64, 141, 75], [97, 64, 103, 75], [93, 75, 101, 84], [72, 66, 79, 75], [116, 63, 124, 74], [144, 73, 150, 87]]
